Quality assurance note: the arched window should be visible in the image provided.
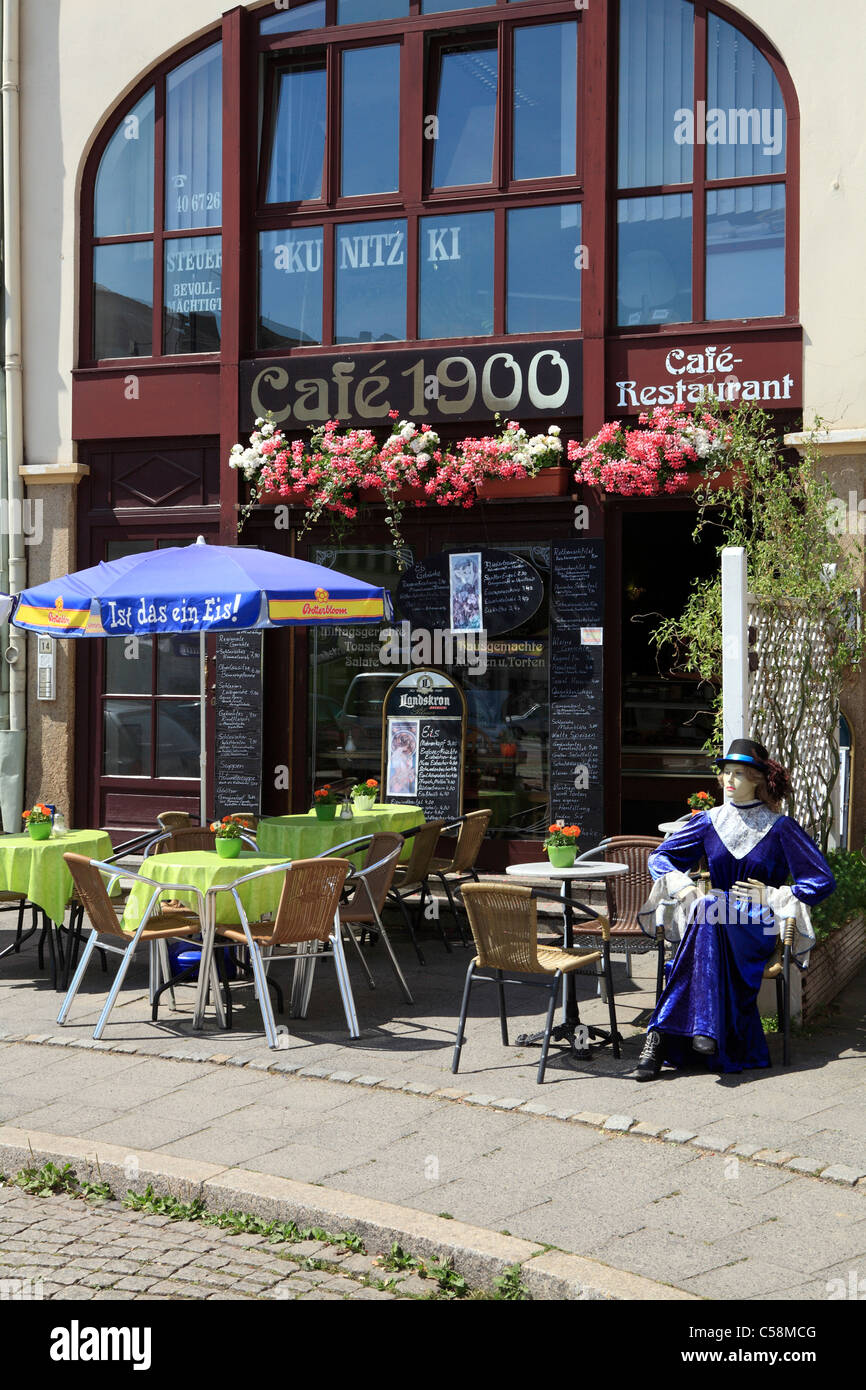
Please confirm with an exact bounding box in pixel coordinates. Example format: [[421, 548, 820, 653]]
[[81, 0, 795, 364]]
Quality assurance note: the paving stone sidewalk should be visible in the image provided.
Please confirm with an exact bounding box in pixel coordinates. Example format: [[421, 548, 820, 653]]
[[0, 1185, 413, 1300]]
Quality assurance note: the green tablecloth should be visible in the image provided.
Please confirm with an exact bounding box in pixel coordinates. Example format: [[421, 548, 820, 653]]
[[257, 805, 424, 863], [0, 830, 115, 926], [121, 851, 292, 933]]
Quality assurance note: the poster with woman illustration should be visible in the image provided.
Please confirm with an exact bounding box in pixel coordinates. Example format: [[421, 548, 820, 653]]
[[386, 720, 419, 798], [449, 552, 483, 633]]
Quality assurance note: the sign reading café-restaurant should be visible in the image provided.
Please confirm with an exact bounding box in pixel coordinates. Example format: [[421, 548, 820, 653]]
[[240, 341, 582, 431], [606, 327, 803, 415]]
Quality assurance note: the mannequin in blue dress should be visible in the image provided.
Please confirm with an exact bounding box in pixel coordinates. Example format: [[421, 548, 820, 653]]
[[633, 739, 835, 1079]]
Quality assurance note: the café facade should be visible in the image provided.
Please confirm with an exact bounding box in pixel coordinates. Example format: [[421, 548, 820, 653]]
[[16, 0, 866, 856]]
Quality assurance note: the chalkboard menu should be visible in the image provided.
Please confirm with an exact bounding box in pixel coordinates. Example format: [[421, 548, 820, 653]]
[[213, 631, 263, 820], [548, 541, 604, 843], [395, 549, 543, 637], [382, 669, 465, 822]]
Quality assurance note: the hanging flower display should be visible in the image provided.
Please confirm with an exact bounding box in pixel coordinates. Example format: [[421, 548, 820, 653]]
[[567, 406, 733, 497]]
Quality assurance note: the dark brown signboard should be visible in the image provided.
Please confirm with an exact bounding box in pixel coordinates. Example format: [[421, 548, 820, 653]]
[[396, 549, 544, 637], [606, 327, 803, 416], [214, 630, 263, 821], [548, 540, 604, 844], [240, 341, 582, 431]]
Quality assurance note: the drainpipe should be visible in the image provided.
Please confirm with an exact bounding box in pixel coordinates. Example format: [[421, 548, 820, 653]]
[[0, 0, 26, 832]]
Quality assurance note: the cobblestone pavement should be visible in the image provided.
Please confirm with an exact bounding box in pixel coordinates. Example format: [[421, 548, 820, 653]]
[[0, 1186, 420, 1300]]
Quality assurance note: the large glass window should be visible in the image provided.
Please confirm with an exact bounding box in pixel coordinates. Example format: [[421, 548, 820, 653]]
[[335, 218, 407, 342], [259, 227, 324, 347], [706, 184, 785, 320], [512, 23, 577, 181], [341, 46, 400, 195], [93, 243, 154, 359], [431, 39, 498, 188], [707, 14, 786, 179], [507, 204, 581, 333], [338, 0, 408, 20], [266, 60, 327, 203], [618, 0, 693, 189], [165, 46, 223, 231], [617, 194, 692, 326], [260, 2, 326, 35], [163, 236, 222, 353], [94, 89, 155, 238], [419, 212, 494, 338]]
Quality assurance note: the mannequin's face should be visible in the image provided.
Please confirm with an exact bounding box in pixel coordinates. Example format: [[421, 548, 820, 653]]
[[722, 762, 762, 803]]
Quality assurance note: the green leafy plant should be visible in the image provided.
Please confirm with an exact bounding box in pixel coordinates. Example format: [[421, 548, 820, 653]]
[[426, 1255, 468, 1298], [379, 1241, 420, 1272], [79, 1178, 114, 1202], [14, 1162, 80, 1198], [492, 1264, 531, 1301], [122, 1185, 206, 1221], [335, 1231, 366, 1254], [811, 849, 866, 940]]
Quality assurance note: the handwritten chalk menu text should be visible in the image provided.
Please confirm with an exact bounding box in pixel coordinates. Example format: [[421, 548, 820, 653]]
[[549, 541, 604, 842], [214, 631, 263, 821], [382, 669, 465, 822], [395, 549, 544, 637]]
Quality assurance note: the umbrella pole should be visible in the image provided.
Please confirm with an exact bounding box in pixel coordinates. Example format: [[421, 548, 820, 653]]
[[200, 630, 206, 826]]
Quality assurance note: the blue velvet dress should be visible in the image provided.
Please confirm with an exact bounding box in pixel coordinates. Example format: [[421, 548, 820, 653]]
[[641, 802, 835, 1073]]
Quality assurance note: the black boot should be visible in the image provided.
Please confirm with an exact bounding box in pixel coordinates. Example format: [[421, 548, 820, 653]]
[[692, 1034, 717, 1055], [634, 1029, 664, 1081]]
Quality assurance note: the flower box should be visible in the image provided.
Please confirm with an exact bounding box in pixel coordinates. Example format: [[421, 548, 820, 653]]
[[476, 467, 572, 500], [756, 912, 866, 1026]]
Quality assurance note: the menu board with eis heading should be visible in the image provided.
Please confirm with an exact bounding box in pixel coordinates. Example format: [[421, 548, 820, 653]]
[[382, 669, 465, 822], [214, 631, 263, 820], [548, 541, 604, 843]]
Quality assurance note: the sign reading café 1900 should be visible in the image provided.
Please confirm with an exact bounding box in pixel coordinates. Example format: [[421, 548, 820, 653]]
[[240, 342, 582, 431]]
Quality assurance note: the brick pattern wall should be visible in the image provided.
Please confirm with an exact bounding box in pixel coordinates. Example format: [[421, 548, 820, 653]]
[[802, 914, 866, 1020]]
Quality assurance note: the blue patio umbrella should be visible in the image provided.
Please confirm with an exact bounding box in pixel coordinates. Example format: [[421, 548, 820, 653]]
[[13, 539, 393, 818]]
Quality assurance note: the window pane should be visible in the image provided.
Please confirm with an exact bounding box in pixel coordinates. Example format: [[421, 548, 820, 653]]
[[259, 228, 323, 348], [156, 700, 201, 779], [103, 699, 152, 777], [706, 185, 785, 320], [617, 193, 692, 326], [707, 14, 786, 179], [105, 637, 153, 696], [165, 44, 222, 231], [93, 242, 154, 359], [342, 47, 400, 195], [618, 0, 693, 188], [419, 212, 494, 339], [260, 1, 326, 34], [423, 0, 493, 10], [157, 636, 200, 696], [266, 61, 326, 203], [432, 41, 497, 188], [513, 24, 577, 181], [338, 0, 408, 19], [507, 204, 580, 333], [95, 89, 155, 237], [335, 218, 407, 343], [163, 236, 222, 353]]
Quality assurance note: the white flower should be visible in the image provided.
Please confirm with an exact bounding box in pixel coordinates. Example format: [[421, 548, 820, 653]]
[[549, 425, 561, 436]]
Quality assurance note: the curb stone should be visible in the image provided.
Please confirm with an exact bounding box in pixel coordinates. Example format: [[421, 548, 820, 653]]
[[0, 1125, 696, 1302]]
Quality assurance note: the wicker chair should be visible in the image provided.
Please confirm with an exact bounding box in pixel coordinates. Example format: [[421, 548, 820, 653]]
[[56, 853, 205, 1039], [339, 837, 413, 1004], [574, 835, 666, 999], [214, 857, 353, 1046], [387, 819, 448, 964], [763, 916, 797, 1065], [156, 811, 194, 831], [428, 809, 492, 945], [453, 882, 617, 1084]]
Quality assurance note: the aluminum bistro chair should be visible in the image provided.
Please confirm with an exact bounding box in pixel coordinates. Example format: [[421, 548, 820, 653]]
[[57, 853, 208, 1039], [574, 835, 666, 999], [212, 857, 353, 1046], [427, 809, 492, 945], [338, 838, 413, 1004], [763, 916, 798, 1066], [453, 882, 617, 1084], [387, 819, 447, 964]]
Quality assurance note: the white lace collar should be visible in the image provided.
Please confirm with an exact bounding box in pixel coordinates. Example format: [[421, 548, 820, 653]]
[[708, 800, 780, 860]]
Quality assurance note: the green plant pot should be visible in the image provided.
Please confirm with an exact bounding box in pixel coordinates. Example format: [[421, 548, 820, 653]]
[[27, 821, 52, 841], [215, 836, 242, 858], [547, 845, 576, 868], [314, 804, 337, 820]]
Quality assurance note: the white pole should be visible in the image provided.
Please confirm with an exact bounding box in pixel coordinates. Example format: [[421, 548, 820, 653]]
[[200, 631, 206, 826], [721, 547, 749, 748]]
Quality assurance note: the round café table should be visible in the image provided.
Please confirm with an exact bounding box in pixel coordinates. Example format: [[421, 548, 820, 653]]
[[0, 829, 115, 989], [257, 804, 424, 863], [504, 860, 629, 1060]]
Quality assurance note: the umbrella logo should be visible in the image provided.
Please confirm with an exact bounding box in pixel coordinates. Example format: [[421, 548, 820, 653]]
[[314, 588, 329, 601], [54, 596, 64, 610]]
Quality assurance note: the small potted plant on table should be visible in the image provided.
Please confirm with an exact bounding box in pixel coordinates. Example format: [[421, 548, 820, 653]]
[[312, 785, 341, 821], [544, 823, 581, 868], [22, 804, 53, 841], [352, 778, 379, 812], [210, 814, 250, 858], [687, 790, 715, 816]]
